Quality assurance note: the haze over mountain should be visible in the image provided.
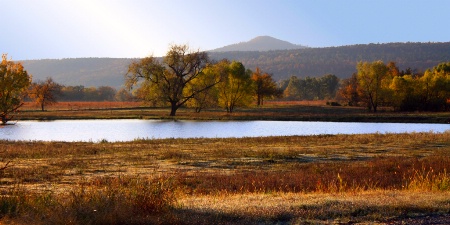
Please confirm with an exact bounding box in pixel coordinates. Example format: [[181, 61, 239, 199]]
[[19, 39, 450, 89], [210, 36, 308, 52]]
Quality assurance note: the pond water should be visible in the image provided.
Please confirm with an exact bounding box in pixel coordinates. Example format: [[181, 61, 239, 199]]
[[0, 120, 448, 142]]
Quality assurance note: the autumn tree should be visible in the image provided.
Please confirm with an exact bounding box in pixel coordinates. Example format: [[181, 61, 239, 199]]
[[115, 88, 134, 102], [125, 44, 219, 116], [283, 76, 302, 100], [319, 74, 340, 100], [356, 61, 389, 112], [251, 67, 279, 106], [217, 60, 253, 113], [185, 60, 226, 112], [337, 73, 359, 106], [59, 85, 85, 101], [0, 54, 32, 124], [389, 74, 417, 110], [417, 62, 450, 111], [29, 77, 62, 111]]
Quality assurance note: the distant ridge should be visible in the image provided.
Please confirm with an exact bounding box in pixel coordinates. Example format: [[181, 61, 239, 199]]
[[210, 36, 308, 52], [20, 42, 450, 88]]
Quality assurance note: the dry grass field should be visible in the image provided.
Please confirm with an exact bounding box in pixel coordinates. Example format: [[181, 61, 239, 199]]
[[0, 132, 449, 224], [21, 101, 144, 111], [16, 101, 450, 123]]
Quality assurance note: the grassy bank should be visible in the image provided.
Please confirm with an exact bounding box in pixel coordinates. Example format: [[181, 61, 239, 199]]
[[16, 101, 450, 123], [0, 132, 449, 224]]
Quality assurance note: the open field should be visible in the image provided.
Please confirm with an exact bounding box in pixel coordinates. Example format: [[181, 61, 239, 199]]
[[0, 132, 449, 224], [16, 101, 450, 123]]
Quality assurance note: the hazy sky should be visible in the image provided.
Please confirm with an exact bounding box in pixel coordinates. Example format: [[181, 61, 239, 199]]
[[2, 0, 450, 60]]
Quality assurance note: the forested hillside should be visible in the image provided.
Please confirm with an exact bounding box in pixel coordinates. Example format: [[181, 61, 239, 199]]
[[20, 42, 450, 88], [21, 58, 133, 89], [210, 42, 450, 81]]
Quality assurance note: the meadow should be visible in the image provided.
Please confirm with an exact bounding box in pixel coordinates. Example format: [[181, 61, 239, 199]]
[[0, 132, 449, 224], [1, 101, 450, 224]]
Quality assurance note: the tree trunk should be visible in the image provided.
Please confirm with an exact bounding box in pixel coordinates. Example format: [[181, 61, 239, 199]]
[[41, 102, 45, 111], [169, 102, 178, 116], [1, 115, 7, 125]]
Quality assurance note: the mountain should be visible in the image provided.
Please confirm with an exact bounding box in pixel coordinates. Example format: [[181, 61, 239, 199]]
[[21, 58, 133, 89], [210, 36, 308, 52], [20, 42, 450, 89]]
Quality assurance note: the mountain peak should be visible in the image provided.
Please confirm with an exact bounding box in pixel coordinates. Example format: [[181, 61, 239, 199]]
[[211, 36, 307, 52]]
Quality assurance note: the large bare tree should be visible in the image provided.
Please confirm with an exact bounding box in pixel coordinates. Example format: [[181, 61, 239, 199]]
[[125, 44, 219, 116]]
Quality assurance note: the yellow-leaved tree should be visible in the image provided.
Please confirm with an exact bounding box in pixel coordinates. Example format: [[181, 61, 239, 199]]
[[0, 54, 32, 124], [356, 60, 389, 112], [217, 60, 253, 113]]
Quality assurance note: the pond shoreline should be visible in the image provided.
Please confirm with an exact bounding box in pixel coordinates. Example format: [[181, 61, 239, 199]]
[[13, 104, 450, 124]]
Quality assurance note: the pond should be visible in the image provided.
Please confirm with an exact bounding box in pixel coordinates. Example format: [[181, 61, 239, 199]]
[[0, 120, 448, 142]]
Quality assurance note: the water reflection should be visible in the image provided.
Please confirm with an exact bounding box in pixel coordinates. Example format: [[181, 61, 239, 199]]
[[0, 120, 448, 142]]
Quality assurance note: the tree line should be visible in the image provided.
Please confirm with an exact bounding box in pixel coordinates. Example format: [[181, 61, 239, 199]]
[[279, 74, 340, 101], [27, 80, 134, 110], [338, 61, 450, 112]]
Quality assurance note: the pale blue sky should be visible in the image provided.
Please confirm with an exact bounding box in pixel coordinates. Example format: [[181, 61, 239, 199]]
[[2, 0, 450, 60]]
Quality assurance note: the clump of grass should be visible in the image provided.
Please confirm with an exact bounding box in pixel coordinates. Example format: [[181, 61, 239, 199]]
[[159, 149, 190, 161], [406, 168, 450, 191], [0, 176, 177, 224]]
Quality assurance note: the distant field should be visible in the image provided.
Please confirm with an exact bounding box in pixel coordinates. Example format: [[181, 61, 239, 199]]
[[16, 100, 450, 123], [21, 101, 144, 111]]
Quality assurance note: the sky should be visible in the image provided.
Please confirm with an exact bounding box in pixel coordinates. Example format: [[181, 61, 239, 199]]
[[1, 0, 450, 60]]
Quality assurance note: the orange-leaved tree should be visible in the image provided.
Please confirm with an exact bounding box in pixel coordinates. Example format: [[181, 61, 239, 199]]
[[0, 54, 32, 124], [28, 77, 62, 111], [251, 67, 279, 106]]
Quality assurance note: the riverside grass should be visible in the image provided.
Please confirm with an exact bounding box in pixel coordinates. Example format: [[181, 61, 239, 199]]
[[16, 101, 450, 123], [0, 133, 449, 224]]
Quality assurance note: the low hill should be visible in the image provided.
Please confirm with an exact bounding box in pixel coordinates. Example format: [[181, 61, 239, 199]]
[[210, 36, 308, 52], [21, 58, 133, 89], [20, 42, 450, 88]]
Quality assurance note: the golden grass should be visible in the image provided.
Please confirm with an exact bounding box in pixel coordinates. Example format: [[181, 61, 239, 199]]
[[179, 191, 450, 224], [0, 132, 449, 224]]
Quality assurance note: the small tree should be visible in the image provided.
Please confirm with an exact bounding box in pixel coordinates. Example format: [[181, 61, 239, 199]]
[[356, 61, 389, 112], [29, 77, 62, 111], [251, 67, 279, 106], [217, 61, 253, 113], [283, 76, 302, 100], [115, 88, 134, 102], [337, 73, 359, 106], [0, 54, 31, 124]]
